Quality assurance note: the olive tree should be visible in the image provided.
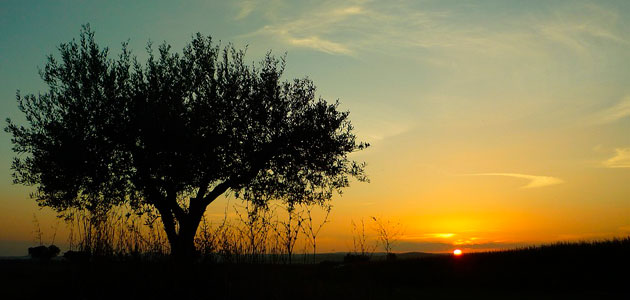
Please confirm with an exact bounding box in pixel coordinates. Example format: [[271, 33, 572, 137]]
[[6, 25, 368, 257]]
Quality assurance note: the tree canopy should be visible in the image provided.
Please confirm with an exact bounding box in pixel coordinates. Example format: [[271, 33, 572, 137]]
[[5, 25, 368, 256]]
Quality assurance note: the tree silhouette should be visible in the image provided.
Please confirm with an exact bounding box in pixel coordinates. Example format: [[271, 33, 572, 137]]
[[371, 216, 403, 257], [5, 25, 369, 257]]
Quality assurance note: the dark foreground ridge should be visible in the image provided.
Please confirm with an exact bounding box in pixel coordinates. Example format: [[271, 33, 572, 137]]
[[2, 238, 629, 299]]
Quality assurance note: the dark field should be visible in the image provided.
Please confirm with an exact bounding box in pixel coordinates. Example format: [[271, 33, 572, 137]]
[[2, 238, 629, 299]]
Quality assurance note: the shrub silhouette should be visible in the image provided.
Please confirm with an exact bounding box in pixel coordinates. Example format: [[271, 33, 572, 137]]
[[28, 245, 60, 259]]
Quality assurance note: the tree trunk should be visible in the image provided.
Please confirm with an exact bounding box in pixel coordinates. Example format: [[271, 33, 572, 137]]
[[155, 183, 228, 259], [170, 228, 197, 258], [162, 209, 205, 259]]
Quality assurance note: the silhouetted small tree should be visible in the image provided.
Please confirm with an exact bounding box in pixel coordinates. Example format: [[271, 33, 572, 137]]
[[371, 216, 403, 257], [234, 202, 274, 262], [350, 218, 376, 257], [302, 203, 331, 262], [6, 25, 368, 257], [274, 203, 304, 264]]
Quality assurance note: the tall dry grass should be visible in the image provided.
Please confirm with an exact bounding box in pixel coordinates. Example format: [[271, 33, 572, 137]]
[[60, 201, 333, 263]]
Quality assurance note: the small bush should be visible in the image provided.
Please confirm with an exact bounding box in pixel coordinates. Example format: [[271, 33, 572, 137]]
[[28, 245, 60, 260]]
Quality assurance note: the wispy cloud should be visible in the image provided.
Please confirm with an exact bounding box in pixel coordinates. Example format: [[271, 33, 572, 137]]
[[590, 96, 630, 125], [395, 240, 527, 253], [237, 1, 629, 59], [603, 148, 630, 168], [357, 119, 411, 143], [402, 233, 455, 240], [537, 5, 628, 55], [239, 1, 369, 55], [466, 173, 564, 189], [243, 23, 354, 55], [333, 5, 364, 16], [235, 0, 257, 20], [396, 233, 518, 252], [286, 35, 352, 55]]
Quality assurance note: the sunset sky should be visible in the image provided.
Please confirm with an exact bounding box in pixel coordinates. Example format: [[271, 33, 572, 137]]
[[2, 0, 630, 255]]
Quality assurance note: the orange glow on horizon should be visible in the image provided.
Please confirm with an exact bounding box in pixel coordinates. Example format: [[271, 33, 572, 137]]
[[453, 249, 463, 256]]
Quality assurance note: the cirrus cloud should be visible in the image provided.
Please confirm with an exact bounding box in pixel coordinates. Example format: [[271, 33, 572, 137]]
[[603, 148, 630, 168], [466, 173, 564, 189]]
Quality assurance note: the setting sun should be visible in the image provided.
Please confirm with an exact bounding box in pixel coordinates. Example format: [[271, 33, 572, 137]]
[[453, 249, 463, 256]]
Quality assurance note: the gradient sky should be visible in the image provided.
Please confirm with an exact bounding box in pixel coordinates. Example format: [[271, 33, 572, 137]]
[[2, 0, 630, 255]]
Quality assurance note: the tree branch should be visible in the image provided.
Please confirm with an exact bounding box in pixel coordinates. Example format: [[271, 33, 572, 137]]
[[200, 179, 232, 208]]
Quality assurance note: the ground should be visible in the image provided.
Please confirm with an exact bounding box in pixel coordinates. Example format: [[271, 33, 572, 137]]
[[2, 239, 629, 299]]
